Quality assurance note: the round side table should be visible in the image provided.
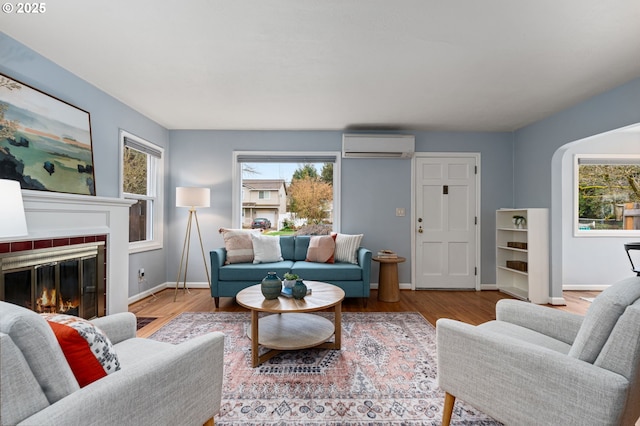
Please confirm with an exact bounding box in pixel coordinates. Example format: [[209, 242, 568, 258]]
[[373, 256, 406, 302]]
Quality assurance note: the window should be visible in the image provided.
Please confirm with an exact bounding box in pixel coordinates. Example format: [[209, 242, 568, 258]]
[[120, 130, 164, 252], [233, 152, 340, 231], [575, 154, 640, 235]]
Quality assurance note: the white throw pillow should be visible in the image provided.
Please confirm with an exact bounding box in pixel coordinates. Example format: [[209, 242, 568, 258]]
[[334, 233, 363, 264], [251, 234, 283, 264]]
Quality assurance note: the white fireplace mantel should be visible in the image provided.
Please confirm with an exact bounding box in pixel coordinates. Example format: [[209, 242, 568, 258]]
[[13, 190, 135, 314]]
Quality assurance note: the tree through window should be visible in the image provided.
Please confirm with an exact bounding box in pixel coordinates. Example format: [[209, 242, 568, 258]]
[[577, 155, 640, 233]]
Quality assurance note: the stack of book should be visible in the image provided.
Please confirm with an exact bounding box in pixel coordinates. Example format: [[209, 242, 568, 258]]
[[377, 250, 398, 259]]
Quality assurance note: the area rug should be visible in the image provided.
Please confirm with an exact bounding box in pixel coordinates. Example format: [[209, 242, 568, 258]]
[[135, 316, 157, 330], [149, 312, 500, 425]]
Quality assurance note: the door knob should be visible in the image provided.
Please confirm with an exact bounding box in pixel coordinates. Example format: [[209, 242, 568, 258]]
[[418, 226, 423, 233]]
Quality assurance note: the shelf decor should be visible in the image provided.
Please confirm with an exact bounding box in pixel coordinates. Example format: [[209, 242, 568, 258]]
[[0, 73, 95, 195]]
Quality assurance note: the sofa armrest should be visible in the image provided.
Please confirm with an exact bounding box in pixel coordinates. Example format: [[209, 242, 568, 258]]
[[495, 299, 583, 345], [357, 247, 372, 291], [436, 318, 628, 425], [210, 248, 226, 295], [90, 312, 136, 344], [20, 332, 225, 426]]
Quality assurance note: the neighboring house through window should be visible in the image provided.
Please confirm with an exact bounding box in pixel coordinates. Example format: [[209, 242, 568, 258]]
[[120, 130, 164, 252], [233, 152, 340, 231]]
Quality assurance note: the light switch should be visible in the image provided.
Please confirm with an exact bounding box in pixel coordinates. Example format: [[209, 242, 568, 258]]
[[396, 208, 406, 217]]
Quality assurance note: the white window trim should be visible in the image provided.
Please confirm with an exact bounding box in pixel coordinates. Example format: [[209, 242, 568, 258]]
[[232, 151, 341, 230], [574, 153, 640, 237], [119, 129, 165, 252]]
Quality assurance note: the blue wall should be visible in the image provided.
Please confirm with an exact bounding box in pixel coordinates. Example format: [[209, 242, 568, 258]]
[[168, 130, 513, 286], [0, 33, 170, 298], [513, 77, 640, 299]]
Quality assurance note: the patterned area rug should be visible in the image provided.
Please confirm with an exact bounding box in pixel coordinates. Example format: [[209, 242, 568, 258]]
[[135, 316, 157, 330], [149, 312, 500, 425]]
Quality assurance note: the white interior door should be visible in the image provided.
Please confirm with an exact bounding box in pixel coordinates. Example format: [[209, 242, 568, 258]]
[[415, 156, 478, 289]]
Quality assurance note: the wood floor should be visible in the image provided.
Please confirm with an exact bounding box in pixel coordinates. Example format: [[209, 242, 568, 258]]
[[130, 287, 599, 338]]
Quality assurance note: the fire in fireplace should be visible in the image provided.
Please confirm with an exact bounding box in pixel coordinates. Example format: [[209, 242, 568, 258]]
[[0, 242, 105, 319]]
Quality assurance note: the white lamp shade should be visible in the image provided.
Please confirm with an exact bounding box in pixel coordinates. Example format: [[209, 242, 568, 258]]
[[0, 179, 28, 238], [176, 187, 210, 208]]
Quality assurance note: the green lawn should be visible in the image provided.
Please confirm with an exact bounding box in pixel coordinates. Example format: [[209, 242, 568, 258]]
[[264, 229, 295, 236]]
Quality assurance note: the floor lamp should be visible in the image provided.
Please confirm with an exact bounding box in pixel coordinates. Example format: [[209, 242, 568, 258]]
[[174, 187, 211, 301], [0, 179, 29, 238]]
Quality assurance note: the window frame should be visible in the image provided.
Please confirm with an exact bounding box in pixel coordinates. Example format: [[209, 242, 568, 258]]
[[232, 151, 341, 230], [574, 153, 640, 237], [119, 130, 164, 252]]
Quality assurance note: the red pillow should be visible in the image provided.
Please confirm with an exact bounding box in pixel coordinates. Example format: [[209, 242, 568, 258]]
[[305, 234, 336, 263], [41, 314, 121, 387]]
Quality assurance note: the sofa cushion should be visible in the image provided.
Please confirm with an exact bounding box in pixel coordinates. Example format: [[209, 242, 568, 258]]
[[306, 235, 336, 263], [334, 233, 363, 264], [220, 228, 259, 264], [219, 261, 294, 282], [42, 313, 121, 387], [291, 261, 363, 281], [0, 301, 79, 404], [569, 276, 640, 363], [294, 235, 311, 260], [251, 233, 284, 264], [279, 236, 295, 260], [0, 332, 50, 426]]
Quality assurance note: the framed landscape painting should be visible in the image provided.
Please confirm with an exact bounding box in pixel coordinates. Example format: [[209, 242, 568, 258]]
[[0, 73, 95, 195]]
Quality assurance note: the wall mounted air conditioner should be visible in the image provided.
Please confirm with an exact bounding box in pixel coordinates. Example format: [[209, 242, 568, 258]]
[[342, 134, 415, 158]]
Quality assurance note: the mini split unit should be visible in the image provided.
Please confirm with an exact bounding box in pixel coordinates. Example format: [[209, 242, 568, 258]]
[[342, 134, 415, 158]]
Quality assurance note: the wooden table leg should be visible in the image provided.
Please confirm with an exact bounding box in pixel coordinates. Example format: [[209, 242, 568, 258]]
[[334, 302, 342, 348], [250, 309, 259, 367]]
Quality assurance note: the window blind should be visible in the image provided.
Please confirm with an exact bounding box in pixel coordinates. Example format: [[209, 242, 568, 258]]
[[124, 137, 162, 158]]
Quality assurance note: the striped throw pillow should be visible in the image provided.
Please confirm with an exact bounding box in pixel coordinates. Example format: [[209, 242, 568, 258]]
[[334, 233, 363, 264]]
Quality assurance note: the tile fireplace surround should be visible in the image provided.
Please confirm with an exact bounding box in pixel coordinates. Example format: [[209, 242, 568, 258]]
[[1, 190, 133, 314]]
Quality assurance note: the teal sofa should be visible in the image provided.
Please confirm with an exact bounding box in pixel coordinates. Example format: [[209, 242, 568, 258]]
[[210, 235, 372, 307]]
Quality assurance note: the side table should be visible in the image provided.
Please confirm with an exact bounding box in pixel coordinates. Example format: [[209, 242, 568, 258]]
[[373, 256, 406, 302]]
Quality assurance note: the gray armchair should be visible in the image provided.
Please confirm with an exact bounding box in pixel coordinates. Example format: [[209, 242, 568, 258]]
[[0, 301, 225, 426], [436, 277, 640, 426]]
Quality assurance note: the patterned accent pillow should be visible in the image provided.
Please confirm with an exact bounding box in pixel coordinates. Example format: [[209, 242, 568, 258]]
[[41, 314, 120, 387], [306, 234, 336, 263], [219, 228, 260, 264], [251, 233, 283, 264], [334, 233, 363, 264]]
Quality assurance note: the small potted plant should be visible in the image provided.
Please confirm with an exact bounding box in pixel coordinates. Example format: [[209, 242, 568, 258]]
[[283, 273, 299, 289], [512, 215, 526, 229]]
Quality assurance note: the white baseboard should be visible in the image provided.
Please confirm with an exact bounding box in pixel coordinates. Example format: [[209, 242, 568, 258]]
[[128, 281, 210, 304], [562, 284, 610, 291], [480, 284, 498, 290], [128, 282, 169, 304], [549, 296, 567, 306], [371, 283, 412, 290]]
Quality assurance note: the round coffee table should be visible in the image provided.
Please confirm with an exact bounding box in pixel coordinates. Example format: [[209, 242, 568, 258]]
[[236, 281, 345, 367]]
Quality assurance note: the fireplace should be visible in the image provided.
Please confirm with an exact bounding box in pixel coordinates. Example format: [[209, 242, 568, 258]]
[[0, 242, 105, 319]]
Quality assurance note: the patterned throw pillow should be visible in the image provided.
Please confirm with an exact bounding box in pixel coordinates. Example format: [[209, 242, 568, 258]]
[[334, 233, 363, 264], [306, 234, 336, 263], [41, 314, 120, 387], [219, 228, 260, 264], [251, 233, 283, 264]]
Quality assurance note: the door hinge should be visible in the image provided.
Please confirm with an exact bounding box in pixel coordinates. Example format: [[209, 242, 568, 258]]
[[475, 216, 477, 225], [475, 165, 478, 174], [474, 267, 478, 276], [443, 185, 448, 194]]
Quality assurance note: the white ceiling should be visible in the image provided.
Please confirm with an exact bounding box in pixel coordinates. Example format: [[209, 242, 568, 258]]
[[2, 0, 640, 132]]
